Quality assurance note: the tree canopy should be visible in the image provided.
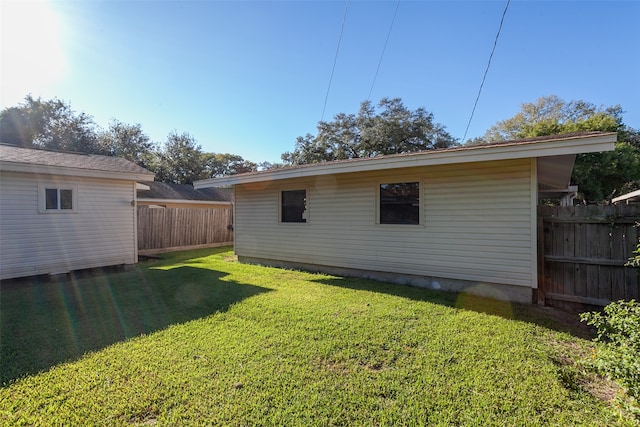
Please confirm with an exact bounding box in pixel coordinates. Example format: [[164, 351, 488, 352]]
[[203, 153, 258, 178], [3, 94, 637, 198], [481, 95, 624, 142], [0, 95, 102, 154], [98, 120, 157, 170], [477, 95, 640, 202], [0, 95, 259, 184], [282, 98, 458, 165]]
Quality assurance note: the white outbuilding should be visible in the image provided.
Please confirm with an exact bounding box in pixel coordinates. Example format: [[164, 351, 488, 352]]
[[0, 144, 154, 280]]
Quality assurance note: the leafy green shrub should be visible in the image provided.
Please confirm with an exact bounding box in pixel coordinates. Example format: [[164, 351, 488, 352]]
[[627, 221, 640, 268], [581, 300, 640, 406], [627, 243, 640, 267]]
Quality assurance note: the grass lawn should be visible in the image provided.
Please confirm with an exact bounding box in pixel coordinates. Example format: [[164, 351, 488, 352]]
[[0, 247, 633, 426]]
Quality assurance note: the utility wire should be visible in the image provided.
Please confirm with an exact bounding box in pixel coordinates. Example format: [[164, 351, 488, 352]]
[[321, 0, 350, 121], [461, 0, 510, 143], [368, 0, 400, 100]]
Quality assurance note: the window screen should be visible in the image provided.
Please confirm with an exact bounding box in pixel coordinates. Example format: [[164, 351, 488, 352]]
[[60, 189, 73, 210], [379, 182, 419, 225], [281, 190, 307, 223], [45, 188, 59, 210], [44, 188, 74, 210]]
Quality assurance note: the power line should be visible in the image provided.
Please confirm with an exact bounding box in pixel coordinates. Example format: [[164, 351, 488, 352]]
[[461, 0, 511, 143], [321, 0, 350, 122], [368, 0, 400, 101]]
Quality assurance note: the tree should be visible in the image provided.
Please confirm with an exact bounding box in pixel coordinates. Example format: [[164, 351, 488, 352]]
[[1, 96, 270, 182], [0, 95, 102, 154], [202, 153, 258, 178], [571, 143, 640, 201], [282, 98, 457, 165], [481, 95, 624, 142], [257, 161, 285, 171], [478, 95, 640, 202], [0, 107, 32, 147], [97, 120, 157, 169], [153, 131, 207, 184]]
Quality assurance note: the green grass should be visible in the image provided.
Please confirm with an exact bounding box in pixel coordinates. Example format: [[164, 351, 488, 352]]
[[0, 247, 633, 425]]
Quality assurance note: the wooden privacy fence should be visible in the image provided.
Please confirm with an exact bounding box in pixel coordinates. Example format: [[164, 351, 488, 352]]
[[538, 205, 640, 311], [137, 206, 233, 254]]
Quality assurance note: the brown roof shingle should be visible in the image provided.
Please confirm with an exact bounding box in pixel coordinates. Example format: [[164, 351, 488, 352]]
[[0, 144, 153, 176], [138, 182, 232, 202]]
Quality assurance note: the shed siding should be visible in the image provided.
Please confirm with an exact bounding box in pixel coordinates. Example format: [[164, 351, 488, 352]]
[[234, 159, 535, 288], [1, 171, 137, 279]]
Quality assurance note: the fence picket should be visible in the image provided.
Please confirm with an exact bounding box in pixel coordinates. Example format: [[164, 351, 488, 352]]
[[538, 205, 640, 310], [137, 206, 233, 253]]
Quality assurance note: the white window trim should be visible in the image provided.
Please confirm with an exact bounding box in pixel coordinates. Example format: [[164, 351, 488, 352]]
[[38, 183, 78, 213], [278, 187, 310, 225], [376, 178, 424, 227]]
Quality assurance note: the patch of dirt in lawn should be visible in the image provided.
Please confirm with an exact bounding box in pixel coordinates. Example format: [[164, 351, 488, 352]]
[[548, 337, 620, 404], [581, 375, 620, 403], [518, 304, 594, 339], [524, 305, 622, 405]]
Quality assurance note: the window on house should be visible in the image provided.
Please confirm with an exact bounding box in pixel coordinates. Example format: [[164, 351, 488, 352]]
[[281, 189, 307, 223], [44, 187, 75, 211], [379, 182, 420, 225]]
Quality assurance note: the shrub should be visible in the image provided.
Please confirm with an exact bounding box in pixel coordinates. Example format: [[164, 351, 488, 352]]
[[627, 243, 640, 267], [580, 300, 640, 406], [626, 220, 639, 268]]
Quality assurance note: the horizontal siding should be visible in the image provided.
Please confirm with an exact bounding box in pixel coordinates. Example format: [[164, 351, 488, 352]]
[[1, 172, 136, 279], [235, 159, 535, 287]]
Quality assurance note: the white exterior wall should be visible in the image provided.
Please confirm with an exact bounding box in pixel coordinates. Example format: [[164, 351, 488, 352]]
[[234, 158, 537, 290], [1, 171, 138, 280]]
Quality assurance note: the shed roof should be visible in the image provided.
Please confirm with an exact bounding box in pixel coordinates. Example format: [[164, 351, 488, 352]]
[[0, 144, 155, 181], [194, 132, 617, 189], [137, 181, 232, 203], [612, 189, 640, 204]]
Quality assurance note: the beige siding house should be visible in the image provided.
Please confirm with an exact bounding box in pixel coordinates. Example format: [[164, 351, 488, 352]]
[[194, 132, 616, 303], [0, 145, 154, 280]]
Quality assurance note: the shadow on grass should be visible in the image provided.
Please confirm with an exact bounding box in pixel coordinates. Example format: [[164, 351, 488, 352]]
[[0, 264, 270, 385], [307, 275, 592, 339]]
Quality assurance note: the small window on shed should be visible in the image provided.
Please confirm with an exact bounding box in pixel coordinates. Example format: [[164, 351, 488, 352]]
[[39, 184, 77, 212], [281, 189, 307, 223], [45, 188, 59, 210], [379, 182, 420, 225], [45, 188, 74, 210]]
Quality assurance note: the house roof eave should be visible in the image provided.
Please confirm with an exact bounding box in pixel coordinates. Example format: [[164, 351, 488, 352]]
[[136, 198, 232, 206], [612, 189, 640, 204], [194, 132, 616, 189], [0, 161, 155, 182]]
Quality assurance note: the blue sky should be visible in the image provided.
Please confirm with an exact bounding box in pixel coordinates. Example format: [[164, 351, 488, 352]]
[[2, 0, 638, 163]]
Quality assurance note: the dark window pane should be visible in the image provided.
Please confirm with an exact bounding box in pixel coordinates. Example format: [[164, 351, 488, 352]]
[[45, 188, 58, 210], [380, 182, 419, 224], [60, 189, 73, 209], [281, 190, 306, 223]]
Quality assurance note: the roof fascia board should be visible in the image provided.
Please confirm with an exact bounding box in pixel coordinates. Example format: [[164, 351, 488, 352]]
[[137, 198, 231, 206], [0, 161, 155, 182], [612, 189, 640, 203], [194, 133, 616, 188]]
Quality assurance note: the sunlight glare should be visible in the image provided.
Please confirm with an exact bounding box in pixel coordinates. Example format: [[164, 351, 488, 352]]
[[1, 0, 67, 106]]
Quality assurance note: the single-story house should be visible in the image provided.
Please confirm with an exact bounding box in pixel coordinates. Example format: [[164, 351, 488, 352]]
[[136, 181, 232, 209], [0, 144, 155, 280], [194, 132, 617, 304]]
